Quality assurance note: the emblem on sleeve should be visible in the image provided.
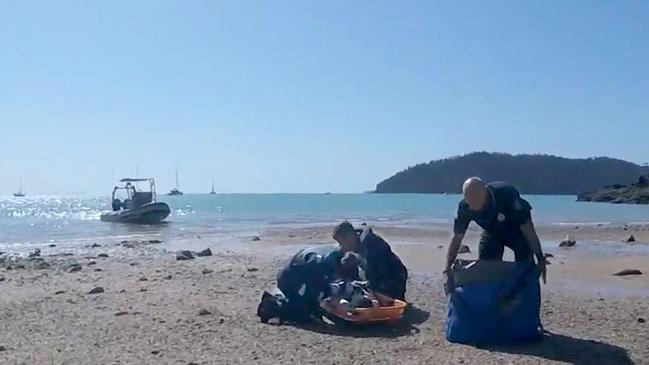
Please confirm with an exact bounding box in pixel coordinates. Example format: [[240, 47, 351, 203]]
[[497, 213, 506, 222]]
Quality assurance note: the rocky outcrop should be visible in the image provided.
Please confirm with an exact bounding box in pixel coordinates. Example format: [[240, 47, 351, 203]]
[[578, 175, 649, 205]]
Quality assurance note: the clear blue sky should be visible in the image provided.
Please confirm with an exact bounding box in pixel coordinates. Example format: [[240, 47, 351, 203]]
[[1, 1, 648, 194]]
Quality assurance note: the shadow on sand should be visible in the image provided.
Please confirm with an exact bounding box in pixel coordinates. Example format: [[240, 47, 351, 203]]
[[293, 305, 430, 339], [484, 331, 634, 365]]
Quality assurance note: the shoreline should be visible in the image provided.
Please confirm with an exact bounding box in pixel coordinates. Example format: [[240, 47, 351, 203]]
[[3, 222, 649, 293], [4, 217, 649, 246]]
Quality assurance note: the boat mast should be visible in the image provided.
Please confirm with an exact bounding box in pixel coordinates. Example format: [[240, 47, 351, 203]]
[[18, 175, 23, 194], [175, 165, 180, 190]]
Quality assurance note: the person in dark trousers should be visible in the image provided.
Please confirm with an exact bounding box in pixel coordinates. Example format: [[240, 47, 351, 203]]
[[444, 177, 547, 292], [258, 245, 341, 324], [333, 222, 408, 301]]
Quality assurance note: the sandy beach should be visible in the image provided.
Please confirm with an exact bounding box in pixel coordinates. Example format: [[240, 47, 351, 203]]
[[1, 223, 648, 365]]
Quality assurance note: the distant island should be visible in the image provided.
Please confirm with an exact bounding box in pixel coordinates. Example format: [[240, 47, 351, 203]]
[[376, 152, 649, 195], [577, 175, 649, 204]]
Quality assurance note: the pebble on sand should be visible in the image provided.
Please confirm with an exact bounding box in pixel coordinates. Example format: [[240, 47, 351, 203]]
[[35, 262, 51, 270], [149, 239, 163, 244], [115, 311, 129, 316], [176, 251, 194, 261], [88, 287, 105, 294], [247, 267, 259, 272], [97, 253, 109, 258], [613, 269, 643, 276], [137, 277, 148, 282], [251, 236, 261, 242], [54, 290, 66, 295], [91, 243, 101, 248], [201, 269, 214, 275], [196, 248, 213, 257], [198, 309, 211, 316], [624, 235, 636, 243], [638, 318, 646, 324], [458, 245, 471, 254], [0, 345, 6, 352], [66, 263, 82, 273]]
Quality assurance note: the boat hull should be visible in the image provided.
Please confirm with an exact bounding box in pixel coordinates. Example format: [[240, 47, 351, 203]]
[[100, 202, 170, 224]]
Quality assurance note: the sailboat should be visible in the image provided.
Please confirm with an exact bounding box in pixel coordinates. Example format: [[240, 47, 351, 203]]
[[168, 166, 184, 196], [209, 180, 216, 195], [13, 176, 26, 197]]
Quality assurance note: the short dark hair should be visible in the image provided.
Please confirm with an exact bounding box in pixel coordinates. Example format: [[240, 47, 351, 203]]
[[333, 221, 355, 240]]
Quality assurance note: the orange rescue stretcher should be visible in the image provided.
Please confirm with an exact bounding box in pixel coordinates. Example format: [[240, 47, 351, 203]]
[[320, 292, 407, 325]]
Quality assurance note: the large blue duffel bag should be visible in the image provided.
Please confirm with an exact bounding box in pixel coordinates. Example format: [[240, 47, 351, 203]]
[[446, 260, 543, 345]]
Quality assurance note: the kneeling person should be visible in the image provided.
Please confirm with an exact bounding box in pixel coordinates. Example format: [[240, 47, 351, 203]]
[[258, 246, 334, 323], [333, 222, 408, 301]]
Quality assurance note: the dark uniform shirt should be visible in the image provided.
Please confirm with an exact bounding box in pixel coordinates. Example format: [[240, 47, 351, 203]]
[[355, 227, 408, 300], [453, 182, 533, 260]]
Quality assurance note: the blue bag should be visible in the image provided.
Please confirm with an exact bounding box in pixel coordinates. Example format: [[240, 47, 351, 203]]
[[446, 260, 543, 345]]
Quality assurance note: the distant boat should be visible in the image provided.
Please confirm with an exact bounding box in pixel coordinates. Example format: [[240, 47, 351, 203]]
[[168, 187, 183, 196], [168, 166, 184, 196], [13, 176, 26, 197], [209, 180, 216, 195]]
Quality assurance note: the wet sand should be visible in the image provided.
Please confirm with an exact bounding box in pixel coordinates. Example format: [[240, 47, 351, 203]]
[[0, 223, 648, 364]]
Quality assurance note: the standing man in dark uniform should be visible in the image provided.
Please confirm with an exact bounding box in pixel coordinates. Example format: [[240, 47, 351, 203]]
[[444, 177, 547, 289]]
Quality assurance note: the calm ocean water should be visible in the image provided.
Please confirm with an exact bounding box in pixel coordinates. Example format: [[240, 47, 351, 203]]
[[1, 193, 649, 248]]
